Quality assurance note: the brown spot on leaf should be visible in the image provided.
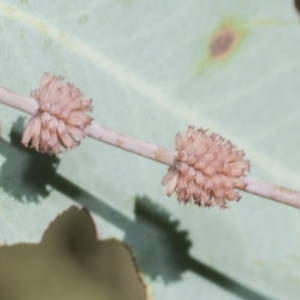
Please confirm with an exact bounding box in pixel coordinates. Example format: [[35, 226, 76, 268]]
[[210, 26, 240, 60]]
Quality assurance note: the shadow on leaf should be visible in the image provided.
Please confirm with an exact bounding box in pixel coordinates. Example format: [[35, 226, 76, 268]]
[[295, 0, 300, 15], [0, 117, 271, 300], [125, 197, 192, 280], [0, 117, 59, 202]]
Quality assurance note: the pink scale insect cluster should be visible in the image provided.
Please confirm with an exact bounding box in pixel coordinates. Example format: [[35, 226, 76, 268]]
[[22, 73, 93, 154], [162, 126, 250, 208]]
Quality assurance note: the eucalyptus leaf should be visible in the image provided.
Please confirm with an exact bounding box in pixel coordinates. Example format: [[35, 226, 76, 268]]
[[0, 0, 299, 299]]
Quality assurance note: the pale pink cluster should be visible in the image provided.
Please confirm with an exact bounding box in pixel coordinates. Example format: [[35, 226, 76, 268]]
[[162, 126, 250, 208], [22, 73, 93, 154]]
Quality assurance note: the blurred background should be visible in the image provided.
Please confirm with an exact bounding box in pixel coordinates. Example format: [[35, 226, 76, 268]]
[[0, 206, 146, 300]]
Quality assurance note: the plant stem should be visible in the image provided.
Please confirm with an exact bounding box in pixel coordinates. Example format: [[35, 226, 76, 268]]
[[0, 86, 300, 209], [244, 176, 300, 208], [0, 87, 38, 115], [86, 123, 176, 166]]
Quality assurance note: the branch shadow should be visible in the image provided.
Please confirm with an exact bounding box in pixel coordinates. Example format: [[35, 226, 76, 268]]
[[0, 117, 59, 202], [0, 117, 272, 300]]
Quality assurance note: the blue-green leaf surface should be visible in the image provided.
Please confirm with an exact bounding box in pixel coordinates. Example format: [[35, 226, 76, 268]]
[[0, 1, 300, 299]]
